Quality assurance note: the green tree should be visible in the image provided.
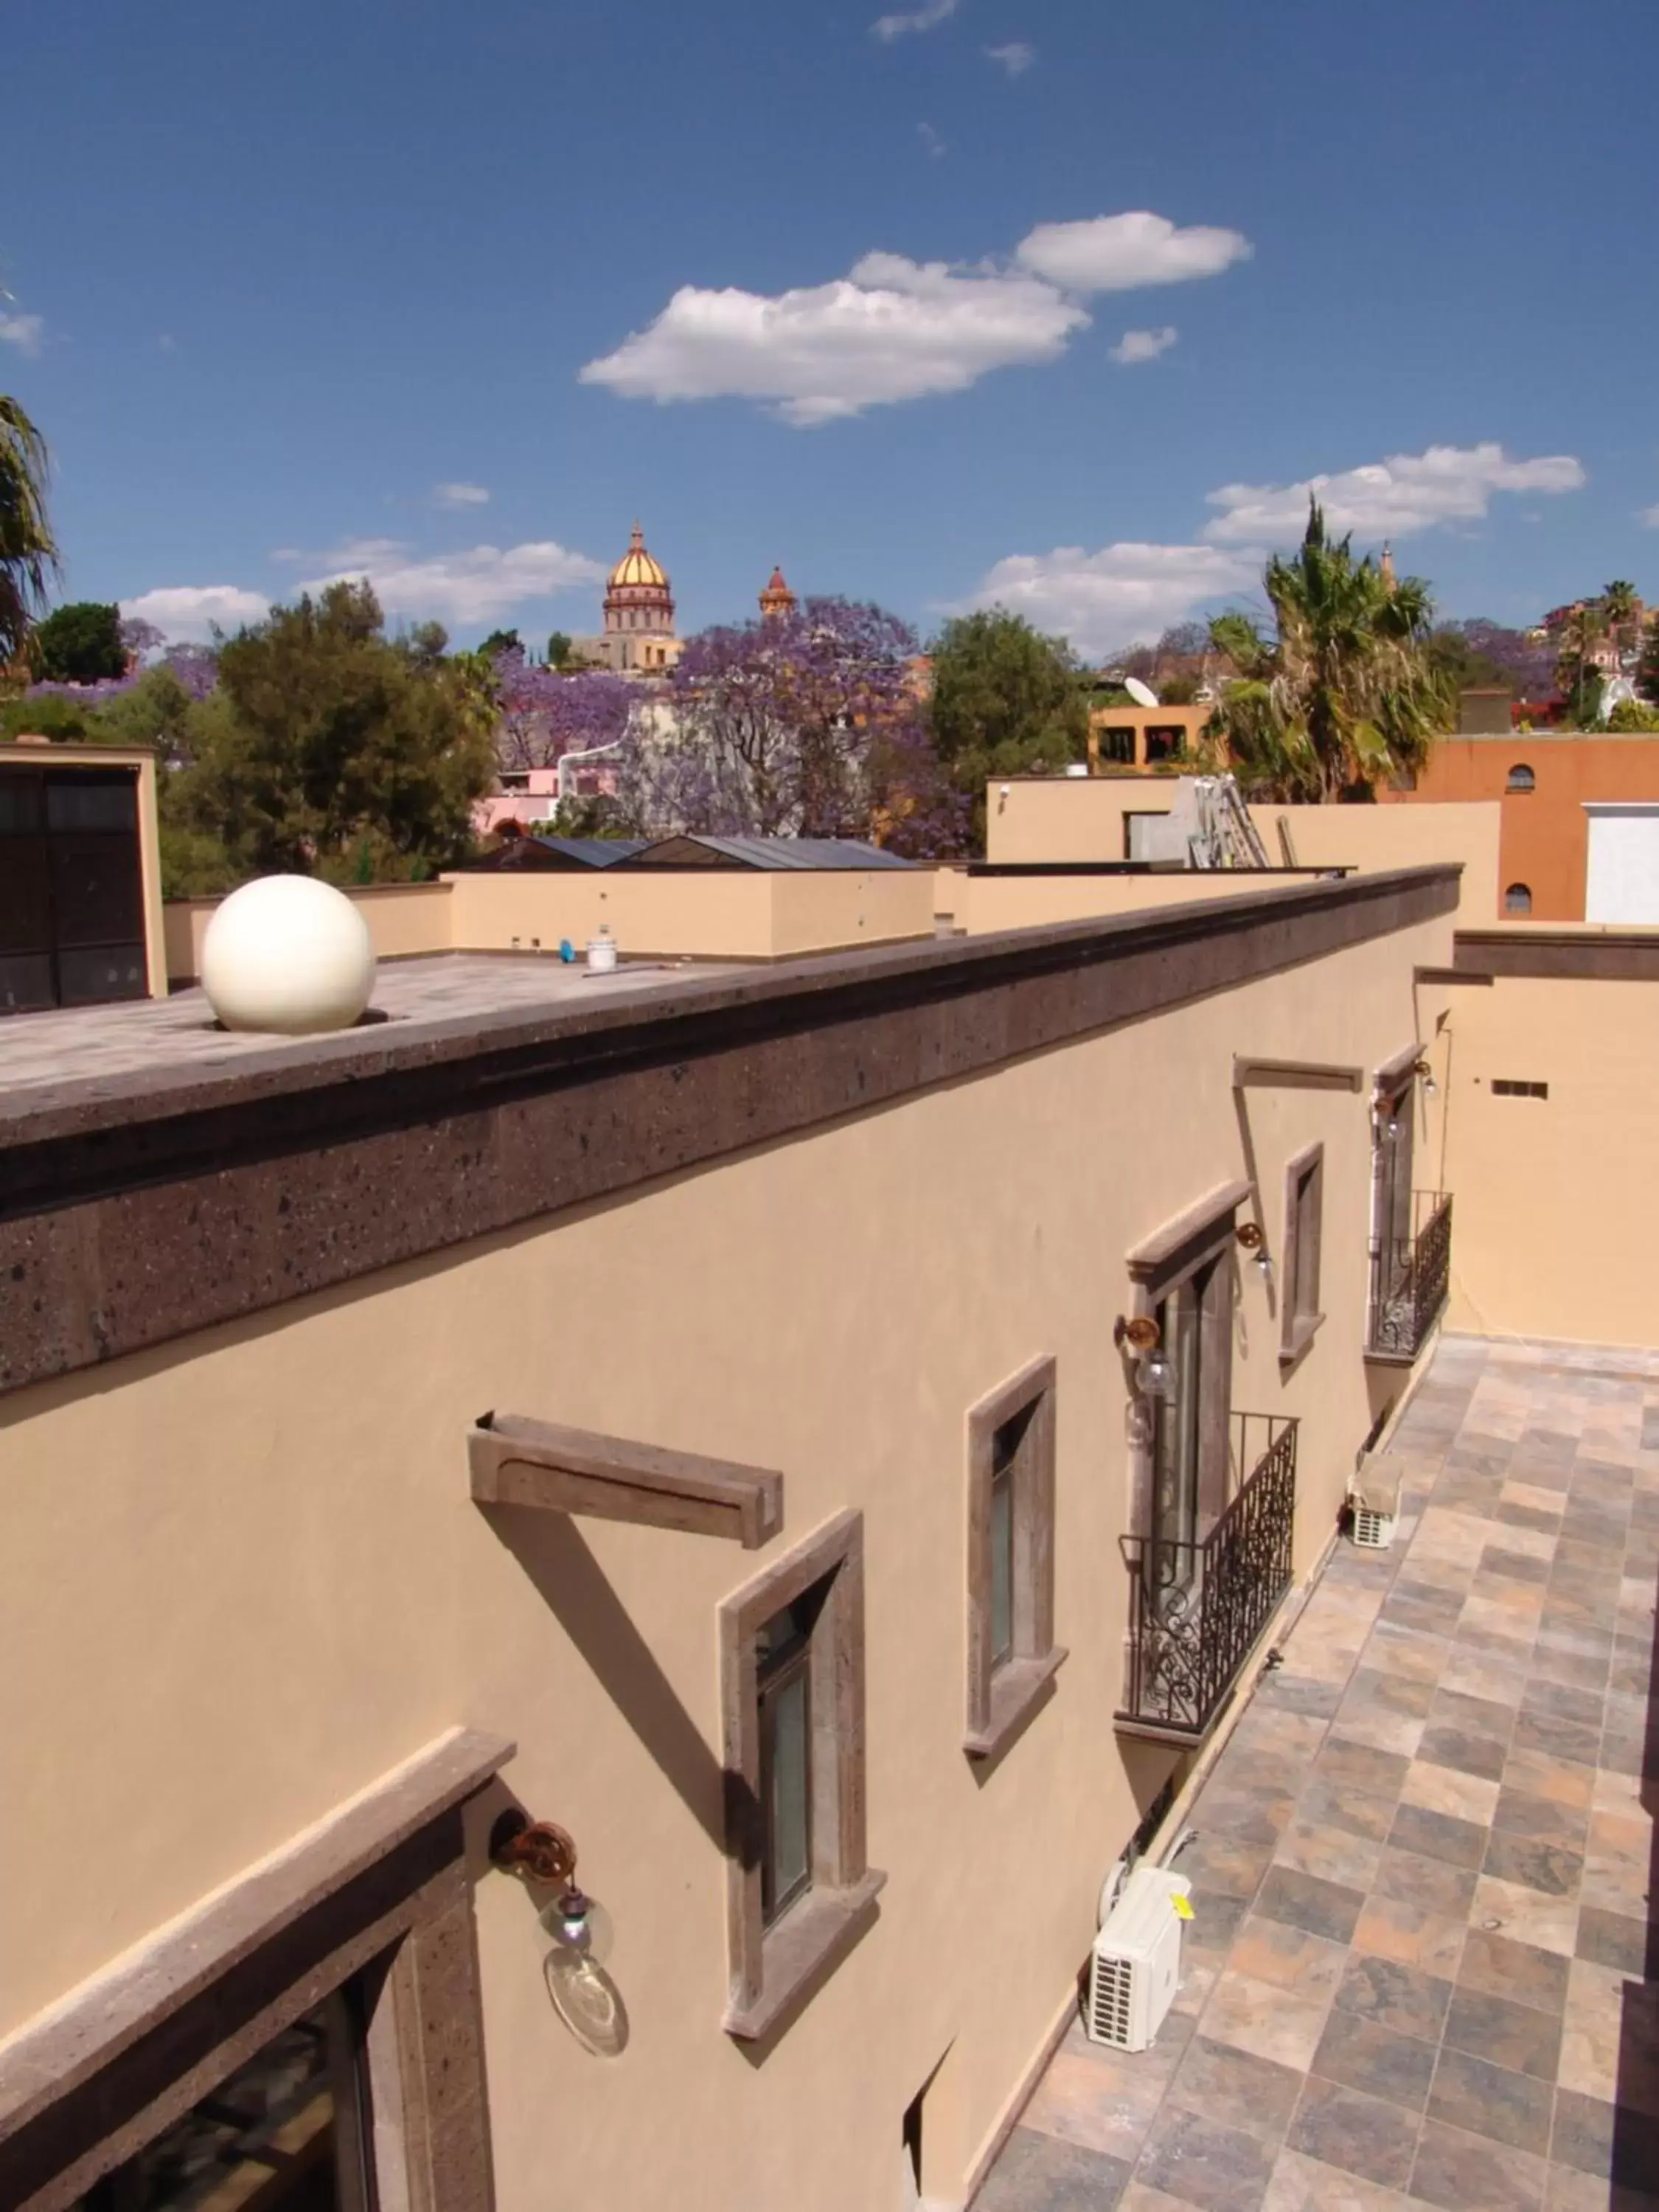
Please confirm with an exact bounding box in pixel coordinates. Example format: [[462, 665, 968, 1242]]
[[1638, 616, 1659, 704], [0, 394, 58, 672], [1554, 604, 1605, 726], [1425, 627, 1514, 696], [0, 690, 88, 742], [928, 610, 1088, 842], [1603, 580, 1639, 635], [479, 627, 521, 660], [1606, 696, 1659, 733], [546, 631, 573, 669], [163, 581, 496, 883], [1207, 501, 1444, 801], [31, 599, 125, 681]]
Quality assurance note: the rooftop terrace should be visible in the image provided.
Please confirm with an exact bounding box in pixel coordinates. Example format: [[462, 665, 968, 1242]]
[[978, 1335, 1659, 2212]]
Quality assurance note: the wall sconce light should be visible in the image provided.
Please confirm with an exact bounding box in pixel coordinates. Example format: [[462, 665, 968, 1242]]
[[1413, 1057, 1437, 1095], [1235, 1220, 1273, 1278], [1114, 1313, 1174, 1399], [492, 1809, 627, 2056]]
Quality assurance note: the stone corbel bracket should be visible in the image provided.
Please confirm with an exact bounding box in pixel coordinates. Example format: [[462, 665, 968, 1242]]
[[469, 1411, 784, 1549]]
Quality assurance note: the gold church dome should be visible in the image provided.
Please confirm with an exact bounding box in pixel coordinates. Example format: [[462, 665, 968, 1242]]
[[608, 522, 669, 592]]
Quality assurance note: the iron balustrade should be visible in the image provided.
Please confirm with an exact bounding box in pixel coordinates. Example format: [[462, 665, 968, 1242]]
[[1117, 1413, 1298, 1741], [1368, 1190, 1453, 1361]]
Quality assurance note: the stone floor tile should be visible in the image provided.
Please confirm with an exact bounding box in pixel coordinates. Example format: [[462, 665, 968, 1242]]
[[1134, 2104, 1277, 2212], [1425, 2045, 1553, 2156], [1397, 1761, 1499, 1826], [1122, 2185, 1210, 2212], [1458, 1924, 1573, 2011], [1481, 1831, 1585, 1899], [1295, 1776, 1399, 1845], [1166, 2037, 1306, 2148], [975, 2125, 1134, 2211], [1273, 1816, 1385, 1894], [1387, 1800, 1489, 1870], [1310, 2009, 1438, 2110], [1256, 1868, 1368, 1947], [1575, 1903, 1651, 1977], [1407, 2116, 1548, 2211], [1592, 1762, 1650, 1814], [1552, 2088, 1659, 2196], [1437, 1644, 1529, 1708], [1199, 1969, 1332, 2074], [1511, 1746, 1600, 1809], [1253, 1674, 1344, 1722], [1469, 1871, 1581, 1953], [1332, 1954, 1451, 2045], [1371, 1846, 1478, 1922], [1314, 1739, 1412, 1801], [1284, 2077, 1421, 2193], [1495, 1786, 1595, 1850], [1441, 1983, 1562, 2078], [1579, 1846, 1653, 1922], [1430, 1685, 1522, 1739], [1513, 1708, 1604, 1767], [1259, 2146, 1413, 2212], [1182, 1833, 1278, 1904], [1351, 1895, 1468, 1980], [1527, 1677, 1615, 1731], [1417, 1724, 1509, 1783], [1195, 1786, 1301, 1848], [1226, 1918, 1350, 2004], [1020, 2045, 1172, 2164], [1503, 1481, 1568, 1519]]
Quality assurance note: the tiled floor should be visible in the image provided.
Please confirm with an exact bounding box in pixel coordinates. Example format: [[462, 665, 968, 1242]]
[[975, 1336, 1659, 2212]]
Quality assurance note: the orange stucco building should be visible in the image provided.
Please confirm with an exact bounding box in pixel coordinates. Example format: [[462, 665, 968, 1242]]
[[1380, 731, 1659, 919]]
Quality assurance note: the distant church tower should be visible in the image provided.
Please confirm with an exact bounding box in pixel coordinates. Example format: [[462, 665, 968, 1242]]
[[1380, 542, 1396, 589], [759, 566, 797, 622]]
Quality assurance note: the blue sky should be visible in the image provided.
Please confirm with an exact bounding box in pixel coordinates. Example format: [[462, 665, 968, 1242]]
[[6, 0, 1658, 655]]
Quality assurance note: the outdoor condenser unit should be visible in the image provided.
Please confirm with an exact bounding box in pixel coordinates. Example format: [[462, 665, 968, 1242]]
[[1085, 1865, 1191, 2051], [1349, 1500, 1398, 1550]]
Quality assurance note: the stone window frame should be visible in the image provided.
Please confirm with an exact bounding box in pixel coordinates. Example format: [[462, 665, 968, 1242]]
[[0, 1728, 509, 2212], [718, 1509, 885, 2045], [964, 1354, 1066, 1760], [1124, 1180, 1249, 1550], [1280, 1141, 1326, 1367]]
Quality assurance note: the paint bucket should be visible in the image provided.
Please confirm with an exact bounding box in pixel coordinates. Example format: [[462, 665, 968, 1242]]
[[586, 933, 617, 975]]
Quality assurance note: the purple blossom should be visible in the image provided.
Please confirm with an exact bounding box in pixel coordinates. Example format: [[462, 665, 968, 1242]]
[[490, 647, 636, 770]]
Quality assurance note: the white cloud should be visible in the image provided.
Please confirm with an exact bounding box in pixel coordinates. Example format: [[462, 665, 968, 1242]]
[[434, 481, 490, 507], [872, 0, 957, 39], [1640, 504, 1659, 528], [1110, 326, 1178, 366], [272, 535, 406, 568], [119, 585, 270, 642], [1203, 442, 1587, 543], [985, 40, 1034, 74], [968, 543, 1259, 655], [581, 252, 1087, 425], [918, 121, 947, 159], [0, 310, 44, 355], [1016, 212, 1251, 293], [302, 540, 603, 625]]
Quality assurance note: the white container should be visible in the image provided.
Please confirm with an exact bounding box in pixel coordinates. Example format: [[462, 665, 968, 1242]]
[[586, 930, 617, 975]]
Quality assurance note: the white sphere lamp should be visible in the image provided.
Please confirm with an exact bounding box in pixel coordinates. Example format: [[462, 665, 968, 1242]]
[[201, 875, 377, 1035]]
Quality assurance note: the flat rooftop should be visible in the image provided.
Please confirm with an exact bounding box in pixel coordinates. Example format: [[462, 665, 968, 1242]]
[[0, 952, 740, 1107]]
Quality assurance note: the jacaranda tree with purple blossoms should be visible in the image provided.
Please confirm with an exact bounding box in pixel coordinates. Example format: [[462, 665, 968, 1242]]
[[490, 645, 636, 775], [616, 597, 964, 855]]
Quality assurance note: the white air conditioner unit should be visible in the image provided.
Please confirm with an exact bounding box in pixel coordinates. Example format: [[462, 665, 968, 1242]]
[[1085, 1865, 1190, 2051], [1349, 1501, 1397, 1550]]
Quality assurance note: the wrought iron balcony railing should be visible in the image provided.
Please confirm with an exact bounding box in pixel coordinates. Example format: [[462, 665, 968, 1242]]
[[1367, 1190, 1453, 1363], [1116, 1413, 1298, 1743]]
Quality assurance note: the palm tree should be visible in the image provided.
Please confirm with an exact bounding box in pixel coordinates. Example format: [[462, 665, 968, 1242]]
[[1603, 580, 1639, 631], [1, 394, 58, 675], [1206, 501, 1443, 801]]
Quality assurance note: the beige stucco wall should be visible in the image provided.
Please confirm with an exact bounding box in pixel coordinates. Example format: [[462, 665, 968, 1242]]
[[1425, 968, 1659, 1347], [986, 781, 1502, 924], [443, 867, 935, 961], [164, 882, 455, 982], [957, 870, 1315, 935], [0, 903, 1453, 2211]]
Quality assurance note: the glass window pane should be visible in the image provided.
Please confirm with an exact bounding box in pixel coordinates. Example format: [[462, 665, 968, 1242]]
[[761, 1661, 810, 1923], [45, 772, 137, 832], [74, 2000, 349, 2212], [1152, 1283, 1202, 1562], [990, 1463, 1014, 1666]]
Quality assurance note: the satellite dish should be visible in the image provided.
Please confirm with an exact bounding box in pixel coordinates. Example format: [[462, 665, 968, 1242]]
[[1124, 677, 1161, 709], [1599, 675, 1636, 725]]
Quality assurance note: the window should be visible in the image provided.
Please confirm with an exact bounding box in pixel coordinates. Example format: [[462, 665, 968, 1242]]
[[1280, 1142, 1325, 1364], [1368, 1048, 1419, 1332], [1505, 882, 1534, 914], [964, 1356, 1064, 1758], [1124, 1180, 1248, 1558], [1492, 1077, 1548, 1099], [1506, 763, 1536, 793], [2, 1731, 505, 2212], [720, 1511, 884, 2041], [76, 1992, 369, 2212]]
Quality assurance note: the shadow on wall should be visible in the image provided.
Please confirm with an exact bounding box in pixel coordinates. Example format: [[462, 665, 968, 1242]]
[[473, 1503, 740, 1860]]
